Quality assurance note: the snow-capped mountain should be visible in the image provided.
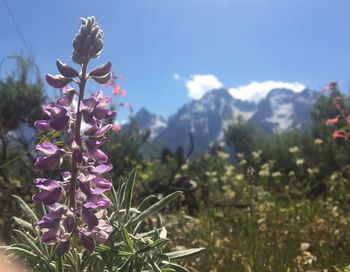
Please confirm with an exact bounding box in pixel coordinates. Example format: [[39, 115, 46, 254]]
[[154, 88, 256, 151], [131, 87, 317, 152], [250, 88, 316, 133]]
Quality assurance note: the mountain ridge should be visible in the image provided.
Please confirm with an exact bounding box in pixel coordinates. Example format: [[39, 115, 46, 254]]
[[127, 88, 317, 151]]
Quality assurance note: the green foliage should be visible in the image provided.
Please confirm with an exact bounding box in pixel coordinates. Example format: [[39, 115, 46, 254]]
[[3, 170, 204, 271], [0, 54, 46, 240], [0, 54, 46, 131]]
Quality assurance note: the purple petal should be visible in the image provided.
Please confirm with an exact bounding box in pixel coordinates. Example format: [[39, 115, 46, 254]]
[[32, 187, 61, 205], [82, 110, 96, 125], [42, 103, 67, 118], [41, 228, 58, 244], [85, 123, 113, 138], [64, 215, 76, 233], [37, 217, 60, 229], [82, 207, 99, 227], [84, 194, 111, 209], [81, 97, 99, 111], [93, 108, 116, 120], [35, 178, 60, 190], [89, 164, 113, 175], [73, 150, 83, 163], [36, 142, 59, 155], [92, 176, 112, 190], [80, 233, 95, 252], [56, 87, 75, 107], [34, 120, 52, 130], [50, 116, 70, 131], [50, 203, 65, 212], [93, 230, 110, 243], [84, 122, 100, 136], [56, 240, 70, 256], [79, 181, 91, 196], [88, 148, 108, 164], [61, 171, 71, 181], [35, 154, 61, 170]]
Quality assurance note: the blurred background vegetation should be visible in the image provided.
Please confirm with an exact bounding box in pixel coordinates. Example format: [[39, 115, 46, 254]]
[[1, 55, 350, 271]]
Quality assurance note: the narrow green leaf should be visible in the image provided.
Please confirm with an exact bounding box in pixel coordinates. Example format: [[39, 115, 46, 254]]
[[5, 246, 38, 259], [129, 191, 183, 225], [165, 247, 205, 261], [137, 195, 158, 212], [166, 263, 189, 272], [12, 195, 38, 222], [55, 256, 63, 272], [123, 169, 137, 218], [118, 256, 132, 272], [13, 216, 32, 231], [13, 229, 48, 261], [137, 238, 169, 254], [122, 224, 135, 253]]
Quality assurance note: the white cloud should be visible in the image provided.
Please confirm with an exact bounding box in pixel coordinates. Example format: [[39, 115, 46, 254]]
[[228, 81, 305, 103], [173, 73, 181, 81], [185, 74, 224, 99]]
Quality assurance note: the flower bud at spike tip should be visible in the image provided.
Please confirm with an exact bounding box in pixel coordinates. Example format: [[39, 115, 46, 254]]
[[46, 74, 73, 88], [89, 61, 112, 77], [56, 59, 79, 78]]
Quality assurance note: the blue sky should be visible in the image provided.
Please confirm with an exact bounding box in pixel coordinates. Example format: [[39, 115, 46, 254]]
[[2, 0, 350, 121]]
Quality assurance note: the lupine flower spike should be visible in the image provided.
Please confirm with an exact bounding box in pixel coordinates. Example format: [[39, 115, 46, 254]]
[[33, 16, 114, 255]]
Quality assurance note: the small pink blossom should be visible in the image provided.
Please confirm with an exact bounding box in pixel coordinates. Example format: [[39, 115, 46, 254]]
[[112, 124, 121, 133], [332, 130, 348, 140], [326, 117, 339, 125]]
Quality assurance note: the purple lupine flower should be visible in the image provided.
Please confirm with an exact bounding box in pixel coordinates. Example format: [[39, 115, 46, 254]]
[[88, 164, 113, 175], [84, 121, 113, 138], [37, 204, 75, 255], [79, 210, 112, 251], [32, 178, 63, 205], [85, 139, 108, 164], [79, 230, 95, 252], [83, 194, 111, 209], [56, 86, 76, 107], [35, 142, 63, 170], [92, 176, 112, 191], [34, 103, 70, 131], [81, 91, 116, 125]]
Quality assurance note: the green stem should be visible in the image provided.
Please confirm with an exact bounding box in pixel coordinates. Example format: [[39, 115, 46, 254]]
[[0, 147, 34, 170], [56, 256, 63, 272]]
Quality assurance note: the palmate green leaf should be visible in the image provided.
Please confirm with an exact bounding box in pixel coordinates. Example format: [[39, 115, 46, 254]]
[[12, 195, 38, 222], [129, 191, 183, 225], [137, 238, 169, 254], [165, 247, 205, 261]]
